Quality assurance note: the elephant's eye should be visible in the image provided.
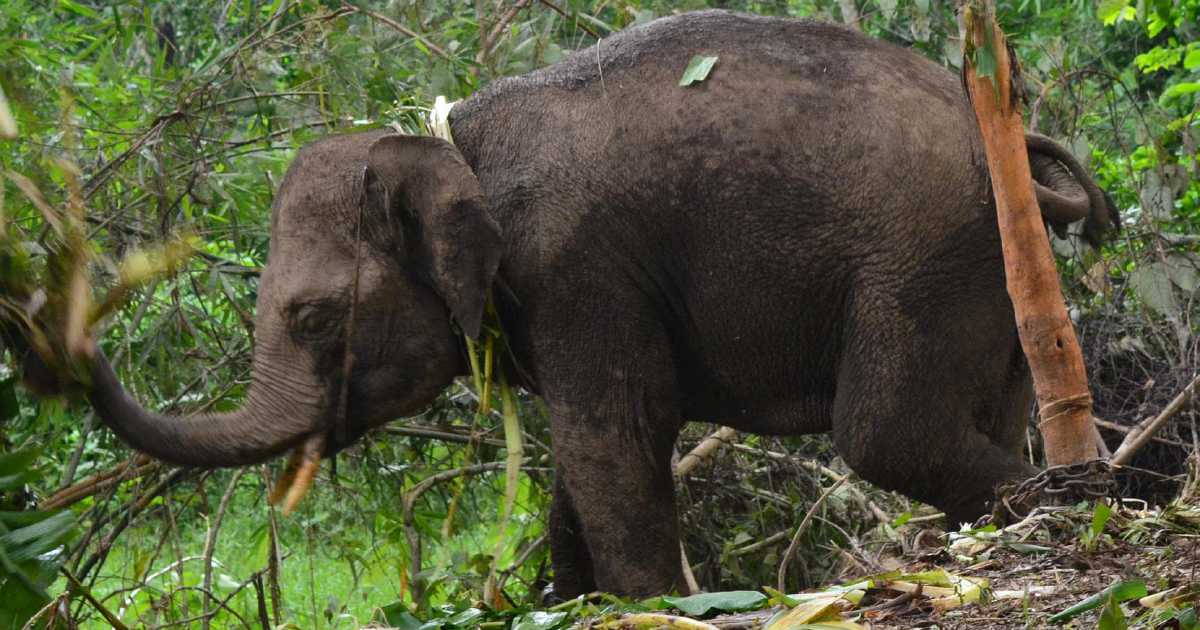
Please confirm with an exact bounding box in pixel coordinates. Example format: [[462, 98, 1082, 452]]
[[291, 301, 344, 342]]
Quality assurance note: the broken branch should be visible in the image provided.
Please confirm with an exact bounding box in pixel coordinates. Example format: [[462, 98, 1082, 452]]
[[1111, 373, 1200, 466]]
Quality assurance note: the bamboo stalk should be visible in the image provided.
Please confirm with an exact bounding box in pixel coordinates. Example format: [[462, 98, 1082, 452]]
[[1111, 373, 1200, 466], [675, 426, 738, 478]]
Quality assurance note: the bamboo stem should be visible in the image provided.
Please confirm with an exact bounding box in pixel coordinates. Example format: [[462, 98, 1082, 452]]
[[675, 426, 737, 478], [1111, 373, 1200, 466]]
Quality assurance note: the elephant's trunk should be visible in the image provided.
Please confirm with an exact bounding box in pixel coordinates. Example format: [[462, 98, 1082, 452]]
[[86, 347, 321, 468]]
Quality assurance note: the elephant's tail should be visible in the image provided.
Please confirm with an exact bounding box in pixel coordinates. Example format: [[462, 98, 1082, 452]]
[[1025, 132, 1121, 247]]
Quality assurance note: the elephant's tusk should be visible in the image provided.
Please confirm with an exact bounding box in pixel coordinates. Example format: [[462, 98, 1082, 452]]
[[268, 433, 324, 514]]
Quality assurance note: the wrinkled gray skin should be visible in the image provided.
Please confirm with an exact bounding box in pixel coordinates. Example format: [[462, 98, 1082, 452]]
[[42, 12, 1120, 597]]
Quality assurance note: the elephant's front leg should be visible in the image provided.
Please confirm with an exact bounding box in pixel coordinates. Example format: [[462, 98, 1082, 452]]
[[548, 477, 596, 598], [548, 394, 685, 597], [535, 319, 686, 600]]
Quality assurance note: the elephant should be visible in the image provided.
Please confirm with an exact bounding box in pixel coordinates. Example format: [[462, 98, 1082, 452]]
[[15, 10, 1118, 597]]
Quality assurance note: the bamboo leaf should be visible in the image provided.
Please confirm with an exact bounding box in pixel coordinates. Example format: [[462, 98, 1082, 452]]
[[663, 590, 767, 616], [1049, 581, 1147, 624]]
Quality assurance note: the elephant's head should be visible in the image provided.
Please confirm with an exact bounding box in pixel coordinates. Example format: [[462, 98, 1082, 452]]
[[79, 129, 503, 467]]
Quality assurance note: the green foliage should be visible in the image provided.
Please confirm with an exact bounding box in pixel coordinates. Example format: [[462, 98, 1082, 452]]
[[1048, 580, 1148, 624], [0, 447, 75, 630], [1098, 0, 1136, 26], [1079, 500, 1113, 551], [661, 590, 768, 616]]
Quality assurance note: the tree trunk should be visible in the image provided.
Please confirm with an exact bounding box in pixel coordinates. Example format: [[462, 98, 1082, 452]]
[[959, 2, 1097, 466]]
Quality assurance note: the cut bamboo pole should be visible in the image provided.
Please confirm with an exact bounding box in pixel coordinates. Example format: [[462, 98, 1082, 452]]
[[959, 2, 1097, 466], [1111, 373, 1200, 466]]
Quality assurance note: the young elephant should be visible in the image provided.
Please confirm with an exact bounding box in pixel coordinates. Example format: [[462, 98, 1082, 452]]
[[28, 11, 1118, 596]]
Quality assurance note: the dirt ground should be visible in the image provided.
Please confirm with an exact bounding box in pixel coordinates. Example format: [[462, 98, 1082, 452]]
[[700, 503, 1200, 630]]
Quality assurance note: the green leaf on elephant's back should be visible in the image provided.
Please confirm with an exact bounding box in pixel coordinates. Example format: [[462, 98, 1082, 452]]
[[679, 55, 719, 86], [663, 590, 767, 616]]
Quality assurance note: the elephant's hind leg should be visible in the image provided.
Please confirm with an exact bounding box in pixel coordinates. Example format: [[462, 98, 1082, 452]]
[[830, 310, 1038, 527]]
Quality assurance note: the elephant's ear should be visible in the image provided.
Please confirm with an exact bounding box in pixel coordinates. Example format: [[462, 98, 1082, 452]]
[[364, 134, 502, 339]]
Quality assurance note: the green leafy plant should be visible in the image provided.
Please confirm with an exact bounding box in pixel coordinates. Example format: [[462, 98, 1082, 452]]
[[0, 446, 76, 630]]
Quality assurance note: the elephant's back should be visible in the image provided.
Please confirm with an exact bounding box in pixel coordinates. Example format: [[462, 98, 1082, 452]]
[[451, 10, 1008, 421], [453, 9, 993, 255]]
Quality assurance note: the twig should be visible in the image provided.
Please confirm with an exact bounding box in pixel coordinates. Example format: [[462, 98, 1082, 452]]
[[202, 469, 246, 630], [61, 567, 132, 630], [42, 458, 159, 511], [477, 0, 533, 66], [345, 4, 452, 61], [149, 585, 253, 629], [58, 411, 95, 489], [1093, 416, 1191, 448], [495, 533, 548, 594], [706, 608, 783, 629], [252, 574, 271, 630], [726, 442, 897, 526], [1112, 373, 1200, 466], [17, 596, 63, 630], [730, 529, 791, 557], [383, 425, 507, 447], [75, 468, 188, 580], [777, 476, 847, 592], [680, 542, 700, 595], [598, 613, 717, 630], [402, 460, 532, 607], [196, 90, 330, 112], [537, 0, 599, 38], [261, 467, 283, 626]]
